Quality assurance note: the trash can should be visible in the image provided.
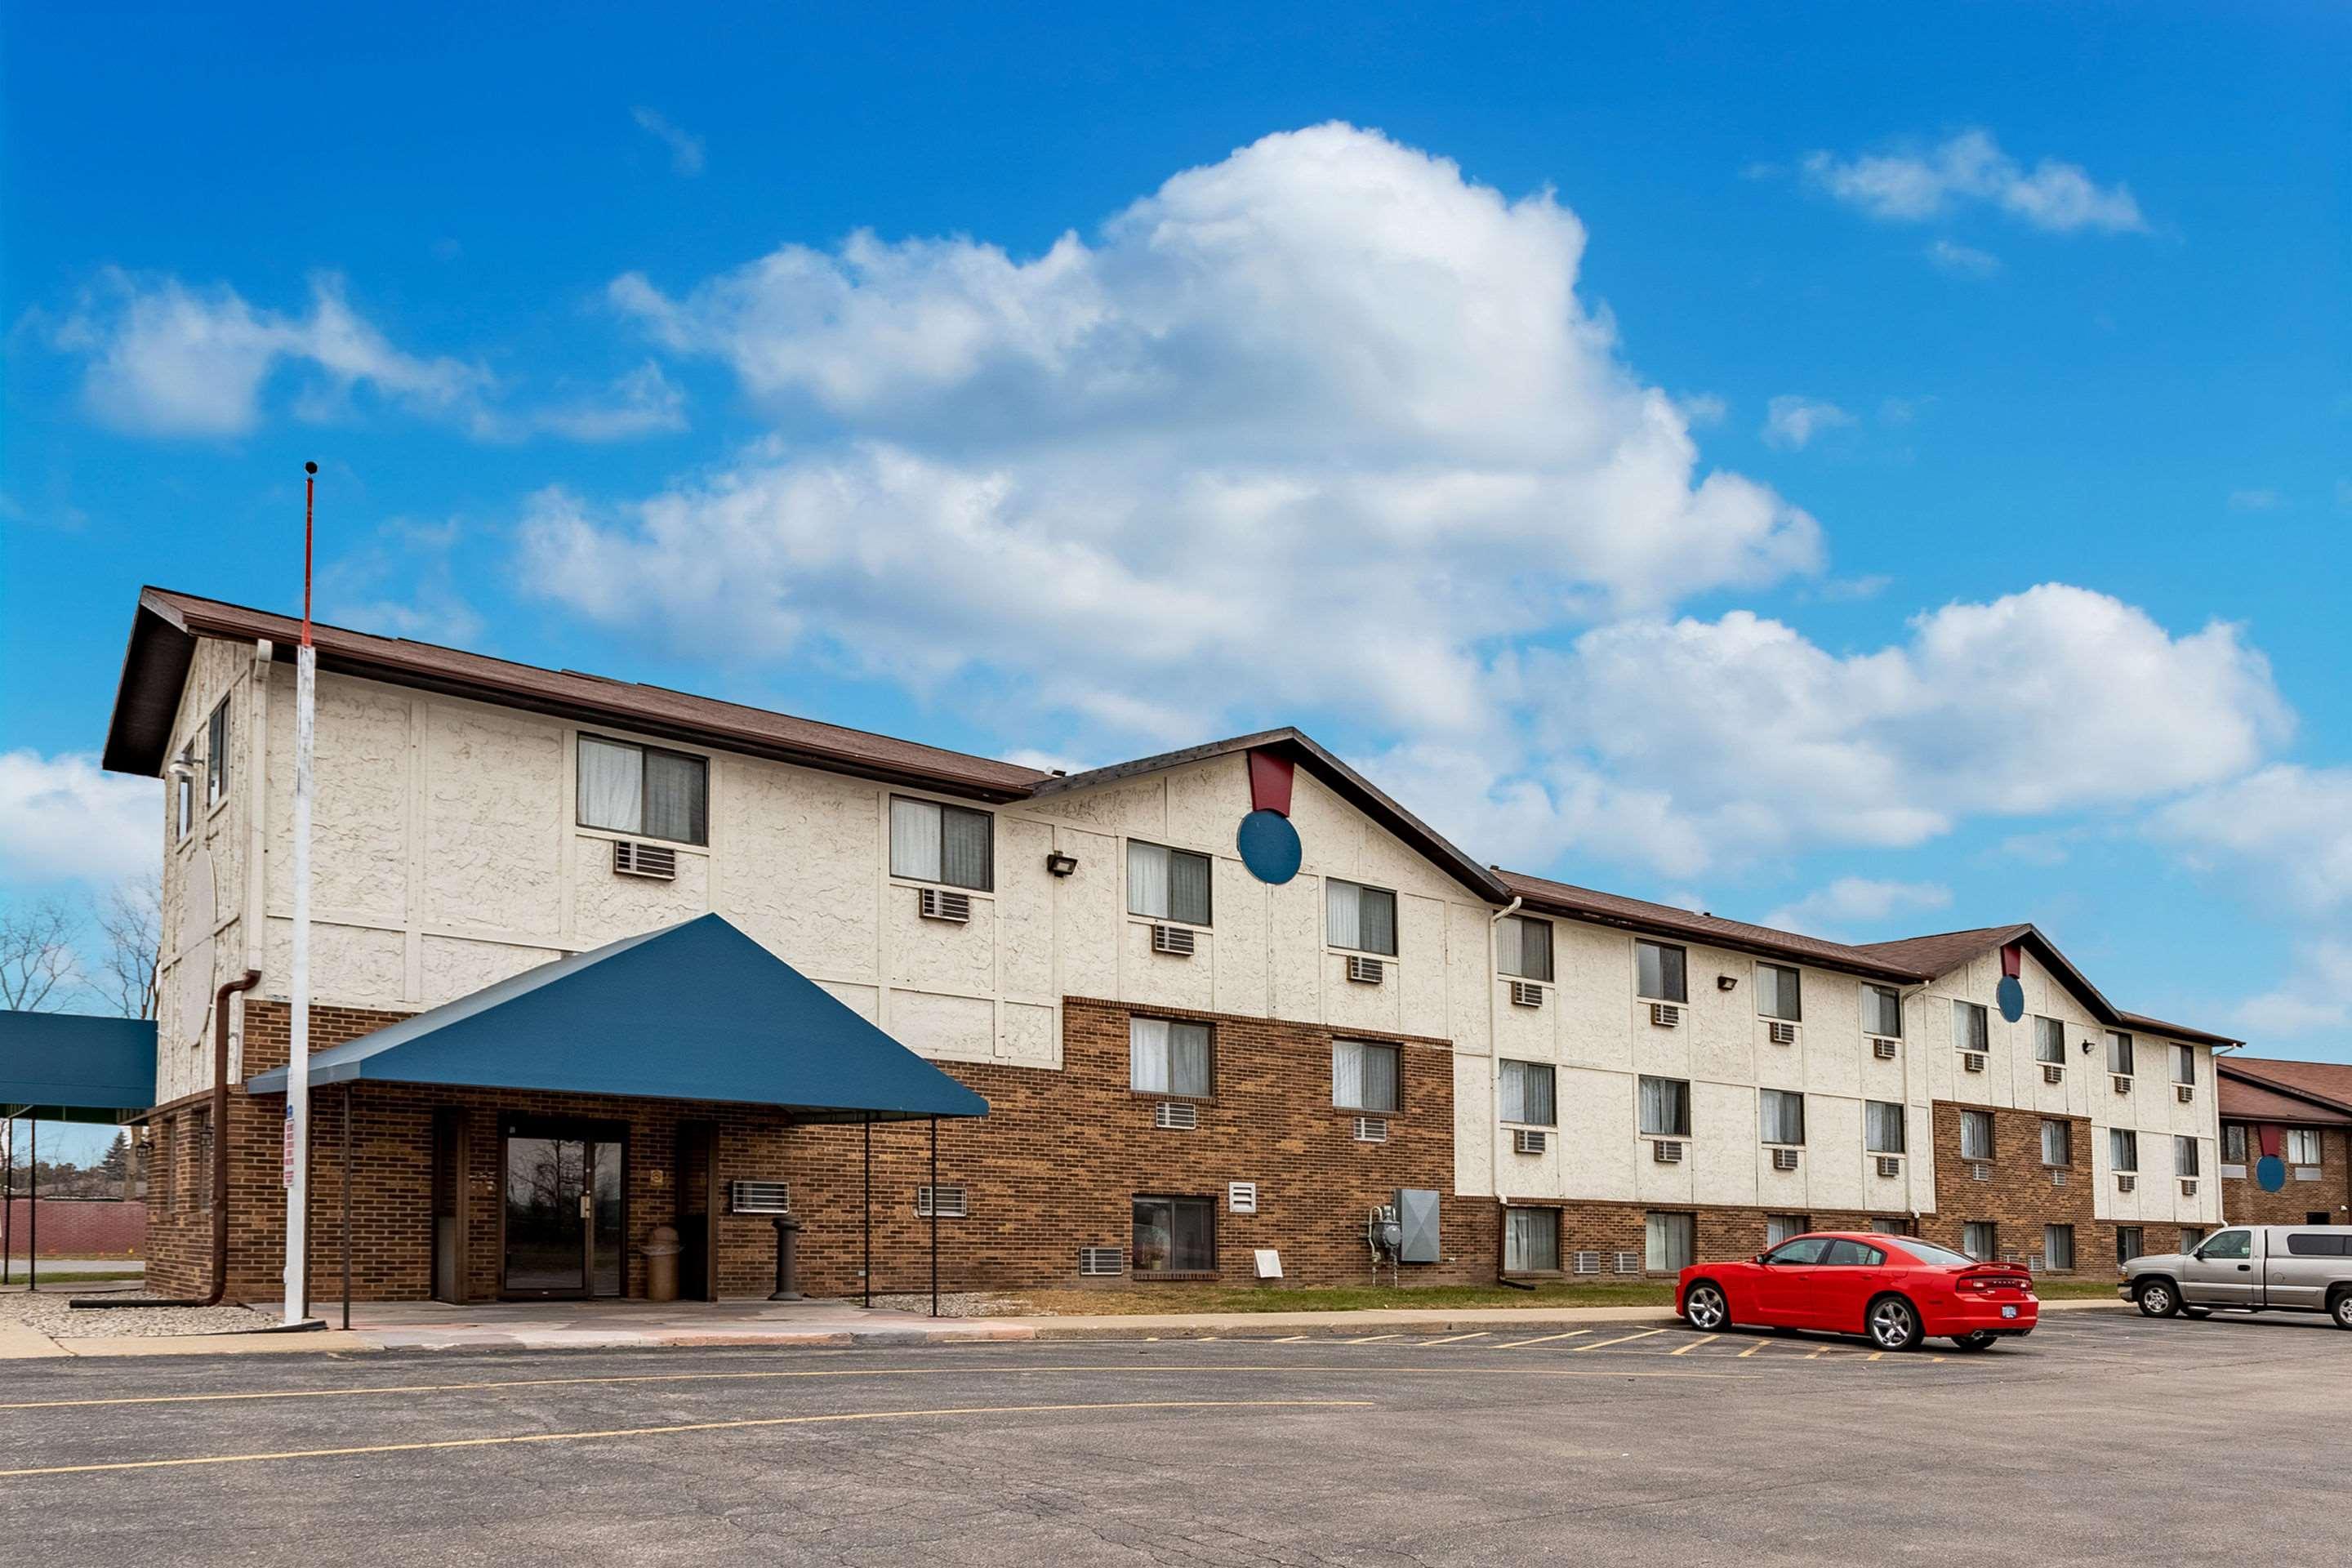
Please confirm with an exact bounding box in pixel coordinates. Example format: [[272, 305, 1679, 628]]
[[642, 1223, 681, 1303]]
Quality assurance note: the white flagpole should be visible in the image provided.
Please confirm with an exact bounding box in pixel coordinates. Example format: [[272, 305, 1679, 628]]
[[284, 461, 318, 1325]]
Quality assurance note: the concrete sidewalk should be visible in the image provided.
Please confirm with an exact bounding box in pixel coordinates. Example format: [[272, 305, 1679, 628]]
[[0, 1294, 2130, 1359]]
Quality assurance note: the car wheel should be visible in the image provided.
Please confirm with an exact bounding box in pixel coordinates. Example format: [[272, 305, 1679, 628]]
[[2330, 1290, 2352, 1331], [2136, 1279, 2180, 1318], [1867, 1294, 1922, 1352], [1683, 1281, 1730, 1332], [1951, 1330, 1999, 1352]]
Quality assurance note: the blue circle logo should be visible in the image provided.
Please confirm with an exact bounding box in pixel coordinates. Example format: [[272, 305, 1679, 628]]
[[1236, 809, 1302, 884], [2256, 1155, 2287, 1193], [1995, 974, 2025, 1022]]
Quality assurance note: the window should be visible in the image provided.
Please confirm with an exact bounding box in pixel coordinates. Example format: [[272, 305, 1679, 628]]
[[1865, 1100, 1907, 1154], [2040, 1119, 2071, 1167], [204, 699, 229, 809], [1864, 985, 1903, 1039], [1646, 1211, 1695, 1272], [1332, 1040, 1400, 1113], [2043, 1225, 2075, 1272], [191, 1109, 212, 1210], [2034, 1015, 2066, 1064], [1638, 1076, 1691, 1138], [1499, 1060, 1556, 1126], [2175, 1136, 2200, 1178], [1764, 1236, 1831, 1266], [1820, 1239, 1886, 1267], [2109, 1129, 2138, 1171], [1496, 915, 1553, 982], [578, 736, 710, 846], [1130, 1196, 1215, 1275], [887, 795, 991, 889], [2178, 1227, 2205, 1251], [1899, 1238, 1976, 1267], [1870, 1217, 1911, 1236], [1953, 1000, 1989, 1053], [2107, 1031, 2135, 1076], [1129, 1018, 1213, 1098], [2287, 1233, 2350, 1257], [1759, 1089, 1806, 1146], [1766, 1214, 1811, 1247], [1325, 880, 1397, 956], [1755, 964, 1802, 1022], [1127, 841, 1211, 926], [2287, 1128, 2322, 1165], [1503, 1207, 1560, 1272], [2173, 1044, 2196, 1085], [1962, 1222, 1998, 1262], [2197, 1228, 2250, 1261], [1960, 1109, 1994, 1162], [2114, 1227, 2144, 1263], [2221, 1123, 2247, 1165], [1635, 940, 1687, 1003], [173, 762, 193, 843]]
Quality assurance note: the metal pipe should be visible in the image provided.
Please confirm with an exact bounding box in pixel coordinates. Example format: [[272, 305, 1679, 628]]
[[862, 1118, 871, 1310], [24, 1121, 34, 1293], [341, 1083, 353, 1330], [929, 1116, 938, 1319]]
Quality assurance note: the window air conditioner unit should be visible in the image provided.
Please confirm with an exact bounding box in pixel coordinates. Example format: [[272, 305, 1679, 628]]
[[2111, 1074, 2132, 1095], [1347, 955, 1385, 985], [919, 887, 972, 923], [2175, 1084, 2194, 1104], [1151, 923, 1196, 957], [1513, 1128, 1548, 1156], [612, 840, 676, 880], [1970, 1161, 1992, 1183], [1614, 1250, 1643, 1275], [1652, 1138, 1684, 1164], [1352, 1116, 1388, 1143], [1768, 1021, 1797, 1047], [1077, 1246, 1125, 1277], [1508, 980, 1544, 1009], [2180, 1178, 2198, 1197], [1154, 1101, 1198, 1131], [914, 1185, 969, 1219], [729, 1180, 790, 1215], [1875, 1156, 1903, 1179], [1771, 1147, 1801, 1173], [1872, 1037, 1899, 1061], [1962, 1051, 1987, 1074], [2048, 1168, 2067, 1187], [1650, 1003, 1682, 1028], [2117, 1173, 2136, 1193], [2042, 1062, 2065, 1085], [1570, 1250, 1602, 1276]]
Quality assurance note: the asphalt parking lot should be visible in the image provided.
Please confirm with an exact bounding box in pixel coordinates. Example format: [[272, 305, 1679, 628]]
[[2, 1309, 2343, 1566]]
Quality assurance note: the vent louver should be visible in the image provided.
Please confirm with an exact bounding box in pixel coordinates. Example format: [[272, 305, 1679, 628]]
[[1512, 1128, 1547, 1156], [1771, 1147, 1801, 1172], [1649, 1002, 1682, 1028], [919, 887, 972, 923], [1352, 1116, 1389, 1143], [1768, 1021, 1797, 1047], [1872, 1037, 1899, 1061], [1077, 1246, 1124, 1277], [1347, 955, 1386, 985], [1651, 1138, 1684, 1165], [1152, 924, 1196, 957], [1153, 1100, 1199, 1131], [612, 840, 677, 880], [1508, 980, 1544, 1009]]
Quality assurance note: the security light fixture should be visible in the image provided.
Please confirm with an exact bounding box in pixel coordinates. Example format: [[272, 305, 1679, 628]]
[[1717, 974, 1739, 991], [1045, 850, 1079, 878]]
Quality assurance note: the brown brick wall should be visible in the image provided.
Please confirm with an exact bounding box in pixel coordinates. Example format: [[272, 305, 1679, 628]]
[[2218, 1123, 2352, 1229]]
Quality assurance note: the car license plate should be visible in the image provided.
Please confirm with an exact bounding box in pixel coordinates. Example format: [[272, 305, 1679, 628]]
[[2001, 1306, 2018, 1319]]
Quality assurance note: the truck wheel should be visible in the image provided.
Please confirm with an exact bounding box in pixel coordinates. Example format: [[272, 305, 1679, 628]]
[[2330, 1290, 2352, 1331], [2135, 1279, 2180, 1318]]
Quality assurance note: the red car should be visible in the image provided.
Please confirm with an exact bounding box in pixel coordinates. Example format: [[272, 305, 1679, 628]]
[[1677, 1232, 2038, 1351]]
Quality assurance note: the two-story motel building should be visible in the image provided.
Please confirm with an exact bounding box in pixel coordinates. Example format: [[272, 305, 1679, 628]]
[[103, 587, 2238, 1304]]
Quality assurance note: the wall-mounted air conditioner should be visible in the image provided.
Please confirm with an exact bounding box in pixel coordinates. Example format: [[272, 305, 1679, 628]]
[[1872, 1037, 1899, 1061], [1347, 955, 1385, 985], [1652, 1138, 1684, 1164], [1077, 1246, 1124, 1277], [1771, 1147, 1800, 1172], [2042, 1063, 2065, 1085], [2116, 1173, 2136, 1193], [1649, 1003, 1682, 1028], [2049, 1169, 2068, 1187], [914, 1185, 969, 1218], [1969, 1161, 1992, 1182], [612, 840, 676, 880], [1509, 980, 1544, 1009], [1962, 1051, 1987, 1074], [1570, 1250, 1602, 1276], [1768, 1021, 1797, 1047], [919, 887, 972, 923], [729, 1180, 790, 1215], [1154, 1100, 1198, 1131], [2111, 1074, 2132, 1095], [1875, 1156, 1903, 1179], [2180, 1178, 2198, 1197], [2175, 1084, 2194, 1104], [1151, 924, 1196, 957], [1512, 1128, 1547, 1156], [1352, 1116, 1388, 1143]]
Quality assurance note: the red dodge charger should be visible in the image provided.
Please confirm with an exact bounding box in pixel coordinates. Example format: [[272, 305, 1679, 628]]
[[1677, 1232, 2038, 1351]]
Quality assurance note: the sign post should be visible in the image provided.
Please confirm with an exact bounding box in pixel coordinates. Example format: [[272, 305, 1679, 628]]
[[283, 461, 319, 1326]]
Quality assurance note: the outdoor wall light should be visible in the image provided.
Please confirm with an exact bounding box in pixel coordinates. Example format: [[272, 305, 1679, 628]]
[[1717, 974, 1739, 991], [167, 751, 194, 781], [1045, 851, 1079, 877]]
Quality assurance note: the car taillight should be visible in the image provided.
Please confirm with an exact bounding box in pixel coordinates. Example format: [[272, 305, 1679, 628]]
[[1958, 1270, 2026, 1293]]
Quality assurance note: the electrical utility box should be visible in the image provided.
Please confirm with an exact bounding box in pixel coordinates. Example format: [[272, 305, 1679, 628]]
[[1394, 1187, 1441, 1263]]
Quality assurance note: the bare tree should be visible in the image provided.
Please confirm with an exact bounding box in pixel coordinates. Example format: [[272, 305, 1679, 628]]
[[0, 899, 78, 1011], [91, 879, 162, 1019]]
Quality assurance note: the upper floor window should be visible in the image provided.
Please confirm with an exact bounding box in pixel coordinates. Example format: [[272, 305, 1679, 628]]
[[1759, 1089, 1806, 1146], [1756, 964, 1802, 1022], [1499, 1059, 1556, 1126], [2041, 1119, 2071, 1167], [1953, 1000, 1989, 1053], [173, 755, 194, 843], [2107, 1031, 2135, 1076], [2175, 1136, 2200, 1178], [2109, 1128, 2138, 1172], [1638, 1075, 1690, 1138], [1959, 1109, 1994, 1162], [1129, 1017, 1212, 1098], [2286, 1128, 2322, 1165], [1496, 915, 1553, 982], [1325, 880, 1396, 956], [2034, 1016, 2066, 1065], [1864, 985, 1903, 1039], [2172, 1044, 2196, 1085], [1635, 940, 1686, 1004], [579, 736, 709, 847], [1332, 1039, 1400, 1113], [204, 699, 229, 809], [888, 795, 991, 890], [2221, 1123, 2247, 1164], [1865, 1100, 1907, 1155], [1128, 841, 1211, 926]]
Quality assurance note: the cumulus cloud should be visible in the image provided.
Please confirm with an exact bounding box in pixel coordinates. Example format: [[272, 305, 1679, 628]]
[[2150, 765, 2352, 915], [1925, 238, 2001, 277], [631, 108, 705, 176], [1762, 395, 1854, 450], [0, 751, 158, 885], [516, 362, 688, 442], [2234, 941, 2352, 1040], [1802, 129, 2147, 234], [1764, 877, 1953, 938], [543, 123, 1824, 739]]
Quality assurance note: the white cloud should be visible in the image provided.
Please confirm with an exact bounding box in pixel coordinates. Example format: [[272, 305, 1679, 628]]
[[2150, 765, 2352, 915], [1802, 129, 2147, 234], [1764, 877, 1953, 938], [1762, 395, 1854, 450], [631, 108, 705, 176], [1925, 238, 2001, 277], [516, 362, 688, 442], [0, 751, 158, 885], [2234, 941, 2352, 1040], [2226, 488, 2283, 512], [544, 123, 1824, 739]]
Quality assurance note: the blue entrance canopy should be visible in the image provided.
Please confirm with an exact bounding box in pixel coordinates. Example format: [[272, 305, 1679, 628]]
[[245, 914, 987, 1122], [0, 1012, 158, 1123]]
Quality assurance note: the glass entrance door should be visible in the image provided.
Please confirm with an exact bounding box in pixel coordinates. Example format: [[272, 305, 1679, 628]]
[[502, 1122, 626, 1297]]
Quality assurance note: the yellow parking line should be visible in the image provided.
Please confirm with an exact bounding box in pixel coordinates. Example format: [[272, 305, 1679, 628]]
[[1574, 1329, 1668, 1352], [1344, 1332, 1401, 1344], [1415, 1332, 1490, 1347], [0, 1399, 1376, 1481], [1494, 1330, 1590, 1348], [1669, 1334, 1718, 1356], [1737, 1339, 1770, 1357], [1867, 1351, 1884, 1362]]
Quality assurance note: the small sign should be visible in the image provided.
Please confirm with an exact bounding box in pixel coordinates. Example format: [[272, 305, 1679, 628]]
[[282, 1103, 294, 1188]]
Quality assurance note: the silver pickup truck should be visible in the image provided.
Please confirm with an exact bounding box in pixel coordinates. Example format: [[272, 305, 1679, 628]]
[[2121, 1225, 2352, 1329]]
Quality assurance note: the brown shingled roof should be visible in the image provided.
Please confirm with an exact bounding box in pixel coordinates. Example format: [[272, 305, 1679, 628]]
[[2221, 1056, 2352, 1116], [1846, 924, 2035, 978], [2216, 1071, 2352, 1126], [1494, 871, 1927, 981]]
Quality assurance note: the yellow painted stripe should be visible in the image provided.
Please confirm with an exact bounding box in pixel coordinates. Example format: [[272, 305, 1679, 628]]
[[1494, 1330, 1590, 1348], [1573, 1329, 1668, 1352], [1414, 1331, 1490, 1347], [1736, 1339, 1770, 1357], [1669, 1334, 1718, 1356], [0, 1399, 1374, 1481], [1866, 1351, 1885, 1362]]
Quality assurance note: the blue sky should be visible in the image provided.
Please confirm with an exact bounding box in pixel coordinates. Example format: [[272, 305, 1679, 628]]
[[5, 1, 2349, 1171]]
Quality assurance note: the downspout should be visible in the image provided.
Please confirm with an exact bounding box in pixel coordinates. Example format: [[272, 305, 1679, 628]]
[[1490, 894, 1534, 1286]]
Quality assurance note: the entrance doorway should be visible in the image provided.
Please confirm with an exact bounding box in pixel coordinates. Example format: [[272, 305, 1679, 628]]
[[500, 1117, 626, 1298]]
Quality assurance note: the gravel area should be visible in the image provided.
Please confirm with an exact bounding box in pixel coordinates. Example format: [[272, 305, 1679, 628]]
[[0, 1285, 279, 1339], [863, 1290, 1030, 1318]]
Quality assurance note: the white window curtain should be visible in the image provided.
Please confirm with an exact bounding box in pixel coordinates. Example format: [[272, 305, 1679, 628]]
[[1326, 882, 1397, 956], [1503, 1207, 1559, 1272], [578, 737, 644, 834], [2044, 1226, 2074, 1271], [1962, 1223, 1996, 1261], [1766, 1214, 1808, 1247], [2175, 1136, 2200, 1178], [1960, 1111, 1993, 1161], [1865, 1101, 1906, 1154], [1954, 1000, 1989, 1052], [2222, 1124, 2247, 1164], [2108, 1031, 2135, 1075], [1129, 1018, 1211, 1097], [2110, 1129, 2137, 1171], [1333, 1040, 1399, 1112], [1757, 964, 1801, 1022], [1865, 987, 1902, 1038], [1760, 1089, 1805, 1146], [2035, 1016, 2066, 1063], [1638, 1076, 1688, 1137], [2041, 1120, 2070, 1165], [1128, 842, 1170, 918], [1500, 1060, 1555, 1125], [1645, 1211, 1694, 1272], [1499, 917, 1553, 982], [2287, 1129, 2320, 1164]]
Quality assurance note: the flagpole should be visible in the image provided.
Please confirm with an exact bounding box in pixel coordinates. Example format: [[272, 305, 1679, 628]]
[[284, 461, 318, 1325]]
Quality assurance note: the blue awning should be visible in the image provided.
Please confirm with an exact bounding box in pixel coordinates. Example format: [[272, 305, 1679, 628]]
[[0, 1012, 158, 1123], [245, 914, 988, 1122]]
